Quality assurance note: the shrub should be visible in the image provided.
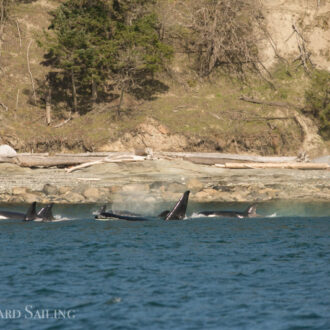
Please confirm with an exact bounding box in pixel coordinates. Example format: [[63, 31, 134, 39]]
[[305, 70, 330, 139]]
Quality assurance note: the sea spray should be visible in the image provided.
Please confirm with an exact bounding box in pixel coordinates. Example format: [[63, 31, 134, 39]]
[[111, 191, 162, 216]]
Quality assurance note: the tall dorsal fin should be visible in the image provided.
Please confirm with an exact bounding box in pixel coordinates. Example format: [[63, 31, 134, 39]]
[[165, 191, 190, 220], [24, 202, 37, 221], [244, 204, 257, 217], [99, 205, 107, 214], [41, 203, 54, 221]]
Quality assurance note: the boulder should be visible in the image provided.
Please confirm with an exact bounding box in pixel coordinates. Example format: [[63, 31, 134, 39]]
[[12, 187, 27, 195], [0, 145, 17, 157], [43, 184, 58, 195], [83, 187, 101, 201]]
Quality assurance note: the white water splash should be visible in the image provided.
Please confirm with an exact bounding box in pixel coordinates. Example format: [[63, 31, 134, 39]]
[[111, 191, 160, 216]]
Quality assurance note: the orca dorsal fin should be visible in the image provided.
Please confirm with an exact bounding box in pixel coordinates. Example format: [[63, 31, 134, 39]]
[[99, 205, 107, 214], [165, 191, 190, 220], [24, 202, 37, 221], [244, 204, 257, 217], [41, 203, 54, 221]]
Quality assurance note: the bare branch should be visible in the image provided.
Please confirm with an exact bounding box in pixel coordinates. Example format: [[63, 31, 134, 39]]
[[27, 39, 37, 105], [0, 100, 8, 111], [16, 19, 21, 49]]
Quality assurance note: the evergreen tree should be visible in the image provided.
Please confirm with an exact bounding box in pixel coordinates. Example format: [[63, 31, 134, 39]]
[[40, 0, 172, 114]]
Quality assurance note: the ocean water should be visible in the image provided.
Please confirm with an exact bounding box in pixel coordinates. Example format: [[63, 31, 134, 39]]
[[0, 202, 329, 330]]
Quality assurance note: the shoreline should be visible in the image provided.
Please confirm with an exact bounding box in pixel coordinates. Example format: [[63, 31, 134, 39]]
[[0, 159, 329, 204]]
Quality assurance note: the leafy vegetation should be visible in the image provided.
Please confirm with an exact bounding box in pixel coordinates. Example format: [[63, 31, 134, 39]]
[[305, 70, 330, 139]]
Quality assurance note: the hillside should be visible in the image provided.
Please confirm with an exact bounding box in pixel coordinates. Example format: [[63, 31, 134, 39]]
[[0, 0, 329, 156]]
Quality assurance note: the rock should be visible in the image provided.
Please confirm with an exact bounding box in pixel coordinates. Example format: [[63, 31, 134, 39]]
[[12, 187, 27, 195], [83, 187, 101, 201], [144, 196, 157, 204], [23, 193, 40, 203], [109, 186, 121, 194], [43, 184, 58, 195], [105, 118, 189, 152], [161, 191, 184, 202], [63, 192, 85, 203], [187, 178, 204, 192], [58, 186, 71, 195], [193, 188, 220, 202], [0, 145, 16, 157], [150, 181, 166, 191], [166, 182, 187, 193], [0, 163, 31, 173], [122, 184, 150, 193]]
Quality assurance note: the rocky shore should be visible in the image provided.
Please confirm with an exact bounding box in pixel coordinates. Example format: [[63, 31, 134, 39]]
[[0, 159, 329, 204]]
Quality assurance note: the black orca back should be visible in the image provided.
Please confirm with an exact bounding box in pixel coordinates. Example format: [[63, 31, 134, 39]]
[[158, 210, 170, 219]]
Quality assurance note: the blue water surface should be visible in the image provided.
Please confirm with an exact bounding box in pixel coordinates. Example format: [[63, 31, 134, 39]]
[[0, 203, 329, 330]]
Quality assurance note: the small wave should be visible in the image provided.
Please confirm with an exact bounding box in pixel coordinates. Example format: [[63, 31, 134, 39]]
[[267, 213, 277, 218], [94, 217, 119, 221], [51, 215, 73, 222], [190, 213, 205, 218]]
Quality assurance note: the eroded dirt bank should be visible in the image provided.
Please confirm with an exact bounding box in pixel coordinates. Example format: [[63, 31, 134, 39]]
[[0, 160, 329, 204]]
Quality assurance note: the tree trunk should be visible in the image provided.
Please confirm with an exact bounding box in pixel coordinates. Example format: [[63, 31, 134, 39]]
[[45, 85, 51, 125], [92, 77, 97, 103], [71, 70, 78, 112], [27, 40, 37, 105], [117, 88, 124, 117]]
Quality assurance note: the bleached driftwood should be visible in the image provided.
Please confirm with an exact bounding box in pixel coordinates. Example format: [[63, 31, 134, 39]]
[[65, 160, 105, 173], [216, 163, 329, 170], [16, 155, 103, 168], [66, 155, 146, 173], [55, 152, 133, 157], [0, 157, 17, 164], [156, 152, 297, 164]]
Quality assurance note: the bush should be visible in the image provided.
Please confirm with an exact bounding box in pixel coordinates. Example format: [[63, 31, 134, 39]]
[[305, 70, 330, 139]]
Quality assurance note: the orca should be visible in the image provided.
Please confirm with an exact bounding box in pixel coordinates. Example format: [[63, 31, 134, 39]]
[[0, 202, 37, 221], [0, 202, 55, 221], [196, 204, 258, 218], [95, 209, 150, 221], [95, 191, 190, 221]]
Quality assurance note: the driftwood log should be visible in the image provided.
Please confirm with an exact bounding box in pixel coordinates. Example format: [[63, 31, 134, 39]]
[[66, 155, 146, 173], [155, 152, 297, 164], [14, 155, 103, 168], [0, 152, 328, 170], [216, 163, 329, 170]]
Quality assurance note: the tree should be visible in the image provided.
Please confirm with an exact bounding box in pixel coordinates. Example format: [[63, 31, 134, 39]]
[[113, 12, 173, 112], [40, 0, 118, 112], [40, 0, 172, 115]]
